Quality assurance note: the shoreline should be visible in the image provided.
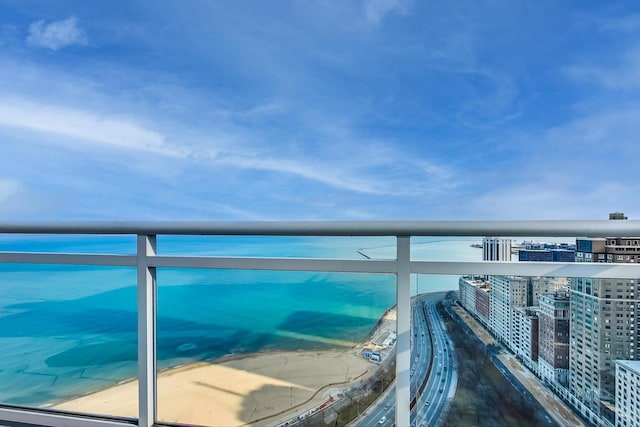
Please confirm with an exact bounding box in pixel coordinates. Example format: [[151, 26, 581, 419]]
[[53, 306, 397, 426]]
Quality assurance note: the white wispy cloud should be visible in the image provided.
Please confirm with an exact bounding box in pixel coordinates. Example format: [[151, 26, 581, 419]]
[[364, 0, 412, 25], [0, 178, 21, 204], [212, 152, 381, 194], [598, 13, 640, 34], [460, 101, 640, 220], [468, 182, 628, 220], [545, 108, 640, 151], [203, 139, 452, 197], [26, 16, 88, 51], [0, 98, 183, 156], [0, 95, 451, 198], [563, 46, 640, 90]]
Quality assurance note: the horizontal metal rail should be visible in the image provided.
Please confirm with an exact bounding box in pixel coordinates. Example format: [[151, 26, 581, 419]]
[[0, 406, 135, 427], [0, 219, 640, 237], [1, 252, 638, 280], [0, 252, 137, 266], [412, 260, 640, 280]]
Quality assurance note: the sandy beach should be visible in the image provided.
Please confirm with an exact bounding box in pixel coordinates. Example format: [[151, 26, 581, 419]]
[[54, 308, 396, 426], [54, 349, 372, 426]]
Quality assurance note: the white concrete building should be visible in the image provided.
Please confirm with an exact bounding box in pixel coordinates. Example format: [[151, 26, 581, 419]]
[[512, 307, 539, 372], [459, 276, 478, 313], [489, 275, 527, 345], [489, 275, 565, 349], [483, 237, 511, 261], [616, 360, 640, 427]]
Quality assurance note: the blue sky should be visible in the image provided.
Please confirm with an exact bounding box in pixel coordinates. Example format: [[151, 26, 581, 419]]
[[1, 1, 639, 221]]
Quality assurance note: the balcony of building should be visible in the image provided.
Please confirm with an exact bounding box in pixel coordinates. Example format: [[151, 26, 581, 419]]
[[0, 220, 639, 427]]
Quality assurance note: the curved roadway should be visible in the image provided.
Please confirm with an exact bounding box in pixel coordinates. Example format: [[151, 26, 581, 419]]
[[354, 293, 458, 427]]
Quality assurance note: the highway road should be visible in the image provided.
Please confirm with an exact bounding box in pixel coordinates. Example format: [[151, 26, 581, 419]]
[[354, 293, 457, 427], [411, 296, 457, 427]]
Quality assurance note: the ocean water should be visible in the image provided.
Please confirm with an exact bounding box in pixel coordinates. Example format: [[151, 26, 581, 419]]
[[0, 235, 481, 410]]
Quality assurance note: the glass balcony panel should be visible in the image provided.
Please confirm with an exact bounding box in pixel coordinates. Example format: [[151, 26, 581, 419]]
[[155, 268, 395, 427], [157, 236, 396, 259], [410, 237, 483, 262], [0, 263, 137, 419], [0, 235, 135, 254], [1, 226, 637, 427]]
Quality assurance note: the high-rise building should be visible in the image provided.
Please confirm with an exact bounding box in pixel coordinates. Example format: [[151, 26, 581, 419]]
[[616, 360, 640, 427], [489, 275, 525, 345], [570, 276, 640, 417], [529, 277, 568, 306], [538, 292, 570, 387], [489, 275, 564, 348], [610, 212, 628, 220], [512, 307, 539, 369], [483, 237, 511, 261], [459, 276, 478, 314], [576, 238, 640, 264], [570, 214, 640, 420], [519, 248, 576, 262], [475, 285, 491, 326], [458, 276, 491, 326]]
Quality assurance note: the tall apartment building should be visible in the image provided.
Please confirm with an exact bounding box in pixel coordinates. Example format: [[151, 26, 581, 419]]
[[570, 224, 640, 419], [530, 277, 568, 306], [458, 276, 491, 326], [616, 360, 640, 427], [512, 307, 539, 369], [489, 275, 564, 347], [483, 237, 511, 261], [459, 276, 478, 313], [538, 292, 570, 387], [475, 284, 490, 326], [490, 275, 525, 345], [610, 212, 628, 220], [519, 248, 576, 262]]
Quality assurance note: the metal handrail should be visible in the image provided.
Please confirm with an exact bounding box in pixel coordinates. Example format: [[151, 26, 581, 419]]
[[0, 219, 639, 236]]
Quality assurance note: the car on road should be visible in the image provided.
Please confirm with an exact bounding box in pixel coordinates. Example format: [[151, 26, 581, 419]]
[[378, 416, 386, 424], [425, 400, 429, 405]]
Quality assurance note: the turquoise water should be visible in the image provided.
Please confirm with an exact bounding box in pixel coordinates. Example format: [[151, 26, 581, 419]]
[[0, 236, 480, 409]]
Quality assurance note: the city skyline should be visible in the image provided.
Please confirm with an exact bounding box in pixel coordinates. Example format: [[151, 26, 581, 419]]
[[1, 1, 640, 221]]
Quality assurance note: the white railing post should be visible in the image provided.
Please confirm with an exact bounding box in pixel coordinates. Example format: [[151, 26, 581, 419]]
[[137, 235, 157, 427], [396, 236, 411, 427]]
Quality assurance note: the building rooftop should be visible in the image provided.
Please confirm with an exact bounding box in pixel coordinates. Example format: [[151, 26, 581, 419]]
[[617, 360, 640, 375]]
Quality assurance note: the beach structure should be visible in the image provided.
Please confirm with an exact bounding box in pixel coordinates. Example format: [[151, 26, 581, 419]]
[[382, 332, 397, 348]]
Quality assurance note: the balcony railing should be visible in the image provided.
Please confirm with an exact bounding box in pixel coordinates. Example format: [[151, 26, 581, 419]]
[[0, 220, 639, 427]]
